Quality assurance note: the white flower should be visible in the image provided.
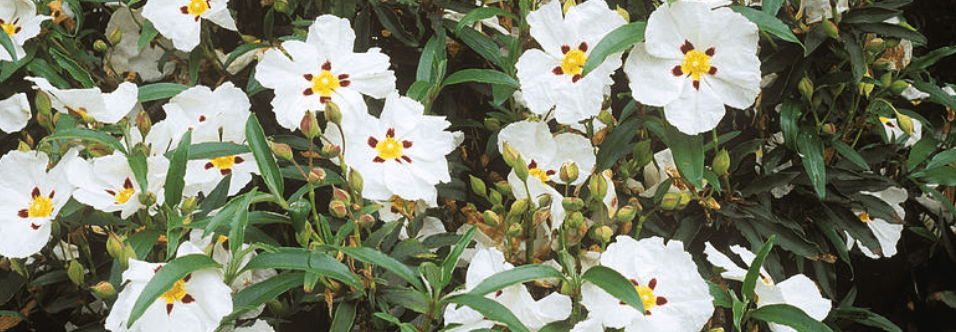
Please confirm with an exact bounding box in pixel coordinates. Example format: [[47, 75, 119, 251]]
[[105, 5, 177, 82], [900, 83, 929, 101], [497, 121, 595, 230], [879, 115, 921, 148], [52, 240, 79, 261], [231, 320, 274, 332], [577, 236, 713, 332], [443, 1, 510, 35], [141, 0, 236, 51], [641, 149, 703, 197], [0, 92, 30, 133], [803, 0, 849, 24], [704, 243, 832, 332], [0, 149, 77, 258], [514, 0, 626, 125], [0, 0, 50, 62], [25, 76, 138, 124], [443, 247, 571, 332], [186, 229, 277, 294], [625, 1, 760, 135], [846, 186, 907, 259], [329, 93, 458, 205], [398, 216, 447, 243], [255, 15, 395, 132], [105, 242, 233, 332], [68, 152, 169, 219]]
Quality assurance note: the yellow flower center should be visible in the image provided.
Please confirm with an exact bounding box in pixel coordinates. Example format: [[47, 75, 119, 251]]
[[1, 22, 16, 37], [28, 195, 53, 218], [161, 280, 188, 304], [681, 50, 713, 82], [186, 0, 210, 17], [560, 49, 587, 77], [375, 136, 404, 161], [210, 156, 236, 170], [636, 284, 658, 311], [114, 187, 136, 204], [529, 167, 550, 183], [857, 212, 871, 223], [310, 70, 340, 97]]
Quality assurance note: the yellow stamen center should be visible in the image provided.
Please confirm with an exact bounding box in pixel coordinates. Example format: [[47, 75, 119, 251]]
[[529, 168, 550, 183], [114, 187, 136, 204], [210, 156, 235, 170], [186, 0, 210, 17], [636, 285, 658, 311], [560, 49, 587, 77], [681, 50, 713, 81], [857, 212, 871, 223], [28, 195, 53, 218], [310, 71, 340, 97], [161, 280, 188, 304], [1, 22, 16, 37], [375, 136, 404, 160]]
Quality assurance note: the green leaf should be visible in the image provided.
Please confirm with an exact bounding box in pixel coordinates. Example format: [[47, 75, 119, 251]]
[[596, 116, 643, 171], [233, 272, 304, 311], [138, 83, 189, 103], [841, 7, 902, 24], [443, 293, 530, 332], [331, 246, 424, 291], [228, 189, 255, 255], [165, 130, 191, 208], [762, 0, 784, 16], [742, 235, 775, 303], [780, 100, 802, 149], [797, 130, 827, 199], [223, 43, 269, 69], [709, 281, 733, 308], [853, 23, 926, 45], [454, 7, 516, 34], [905, 46, 956, 72], [245, 114, 285, 203], [128, 147, 150, 196], [665, 126, 705, 189], [417, 34, 447, 83], [908, 137, 938, 170], [50, 49, 95, 88], [188, 47, 202, 85], [831, 139, 869, 171], [137, 20, 159, 51], [750, 304, 834, 332], [41, 127, 126, 154], [840, 31, 866, 83], [581, 22, 646, 76], [0, 28, 18, 62], [912, 166, 956, 186], [442, 69, 518, 89], [581, 266, 645, 314], [242, 248, 363, 291], [163, 142, 250, 160], [910, 81, 956, 113], [374, 312, 420, 332], [925, 149, 956, 171], [468, 265, 566, 297], [127, 255, 221, 327], [26, 58, 70, 89], [330, 301, 357, 332], [445, 20, 505, 70], [732, 296, 746, 332], [441, 226, 477, 288], [732, 6, 804, 53], [829, 307, 901, 332]]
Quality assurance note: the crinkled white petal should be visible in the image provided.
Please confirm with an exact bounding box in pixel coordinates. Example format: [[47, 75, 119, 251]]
[[0, 93, 31, 133]]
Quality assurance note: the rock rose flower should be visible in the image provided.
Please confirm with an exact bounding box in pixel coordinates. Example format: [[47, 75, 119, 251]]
[[25, 76, 139, 124], [576, 236, 713, 332], [704, 243, 832, 332], [69, 152, 169, 219], [105, 242, 233, 332], [625, 1, 760, 135], [444, 247, 571, 332], [0, 0, 50, 62], [105, 5, 177, 82], [879, 115, 922, 148], [846, 186, 907, 259], [0, 149, 77, 258], [515, 0, 626, 125], [142, 0, 237, 51], [255, 15, 395, 132]]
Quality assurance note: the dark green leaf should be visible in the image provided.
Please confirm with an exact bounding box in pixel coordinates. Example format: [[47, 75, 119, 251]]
[[165, 130, 191, 208], [910, 81, 956, 115], [446, 20, 505, 69], [330, 301, 357, 332], [0, 29, 18, 62], [750, 304, 834, 332], [732, 7, 804, 52], [665, 126, 705, 189], [128, 255, 221, 327], [831, 139, 869, 171], [913, 166, 956, 186], [417, 34, 446, 83], [442, 226, 476, 288], [780, 100, 802, 149], [742, 235, 775, 302], [581, 22, 646, 76], [797, 130, 827, 199], [596, 116, 643, 171], [454, 7, 516, 34], [233, 272, 304, 310], [26, 59, 69, 88], [137, 20, 158, 51], [223, 43, 269, 69], [732, 297, 746, 332], [138, 83, 189, 103], [331, 246, 424, 291], [908, 137, 938, 170], [128, 147, 150, 196], [830, 307, 901, 332], [762, 0, 784, 16], [228, 190, 255, 255], [50, 49, 94, 88], [242, 248, 363, 290], [444, 294, 530, 332], [443, 68, 518, 89], [906, 46, 956, 72], [42, 127, 126, 154], [245, 114, 285, 203], [581, 266, 645, 314], [853, 23, 926, 45], [188, 48, 202, 85], [709, 281, 733, 308], [840, 31, 865, 83], [926, 150, 956, 174], [469, 265, 566, 297]]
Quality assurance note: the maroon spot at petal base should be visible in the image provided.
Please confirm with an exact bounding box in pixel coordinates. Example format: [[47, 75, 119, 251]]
[[320, 96, 331, 104], [31, 187, 40, 198], [528, 160, 538, 169], [368, 137, 379, 148], [199, 115, 206, 122], [705, 47, 716, 56], [401, 156, 412, 163], [18, 209, 28, 218], [166, 304, 174, 315], [181, 294, 195, 304], [124, 178, 134, 190], [30, 223, 40, 230], [552, 67, 564, 75], [321, 61, 332, 71], [373, 157, 385, 163], [572, 74, 582, 83], [561, 45, 571, 54], [708, 67, 718, 75], [578, 42, 588, 52], [204, 162, 214, 170], [303, 89, 314, 96], [180, 6, 188, 14], [220, 169, 232, 176], [105, 189, 116, 196], [656, 297, 668, 305], [184, 273, 192, 282], [648, 278, 657, 290], [680, 40, 695, 54], [303, 74, 313, 81], [340, 80, 351, 88], [672, 65, 683, 77], [386, 128, 396, 138], [692, 80, 700, 91], [402, 140, 413, 148], [338, 74, 349, 80], [546, 170, 556, 176], [495, 290, 503, 297], [234, 156, 244, 164]]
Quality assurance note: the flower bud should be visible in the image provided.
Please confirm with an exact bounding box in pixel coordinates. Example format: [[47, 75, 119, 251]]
[[138, 191, 156, 207], [294, 222, 313, 248], [510, 199, 530, 216], [270, 142, 293, 162], [895, 110, 916, 136], [890, 80, 910, 95], [700, 196, 721, 210], [597, 109, 614, 125], [502, 142, 520, 168], [822, 123, 837, 135], [106, 233, 126, 262], [822, 20, 839, 40], [287, 199, 311, 231], [677, 191, 693, 210], [489, 190, 503, 205], [592, 127, 608, 146], [180, 196, 198, 215], [495, 181, 512, 197], [358, 214, 375, 227], [274, 0, 289, 13], [321, 144, 341, 159], [589, 174, 608, 201], [506, 222, 523, 237], [91, 281, 117, 299], [94, 40, 108, 52], [348, 168, 364, 197], [712, 149, 730, 176], [332, 188, 350, 203], [134, 109, 151, 135], [300, 110, 321, 139], [562, 197, 585, 212], [559, 161, 579, 184], [324, 101, 342, 125], [483, 210, 501, 227], [308, 167, 326, 185], [68, 260, 85, 285], [798, 76, 814, 101], [484, 118, 501, 131], [880, 72, 893, 88], [537, 195, 551, 208], [590, 225, 614, 243], [16, 141, 30, 152], [566, 211, 584, 229], [329, 200, 349, 218], [108, 26, 123, 45], [866, 37, 886, 53], [616, 205, 638, 223], [35, 91, 51, 117], [469, 175, 486, 197], [513, 155, 530, 182], [660, 192, 682, 210]]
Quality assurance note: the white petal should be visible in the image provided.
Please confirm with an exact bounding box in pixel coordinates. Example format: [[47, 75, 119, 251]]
[[772, 274, 832, 321], [665, 78, 726, 135], [307, 15, 357, 59], [564, 0, 627, 49], [549, 133, 595, 186], [202, 0, 237, 30], [525, 0, 569, 56], [703, 242, 747, 281], [142, 0, 202, 51], [497, 121, 556, 164], [0, 93, 31, 133], [337, 49, 396, 99]]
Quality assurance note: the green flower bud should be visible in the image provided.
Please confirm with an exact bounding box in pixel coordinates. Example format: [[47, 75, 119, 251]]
[[270, 141, 294, 162], [94, 40, 108, 52], [483, 210, 501, 227], [677, 191, 693, 210], [332, 188, 350, 203], [502, 142, 520, 168], [880, 72, 893, 88], [890, 80, 910, 95], [537, 195, 551, 209], [274, 0, 289, 13], [562, 197, 585, 212], [700, 196, 721, 210], [68, 260, 85, 285], [798, 76, 814, 101], [822, 123, 837, 135], [510, 199, 530, 216], [180, 196, 198, 215], [616, 205, 638, 223], [300, 110, 321, 139], [633, 140, 653, 169], [470, 175, 486, 197], [321, 144, 341, 159], [106, 233, 125, 261], [597, 109, 614, 125], [712, 149, 730, 176], [567, 211, 584, 229], [559, 161, 579, 184], [348, 168, 364, 197], [506, 222, 523, 237], [324, 101, 342, 125], [513, 154, 530, 182], [295, 222, 313, 248], [660, 192, 681, 210], [590, 225, 614, 243], [589, 174, 608, 200], [329, 200, 349, 218], [138, 191, 156, 207], [495, 181, 512, 197], [822, 20, 839, 40], [358, 214, 375, 227], [866, 37, 886, 53], [120, 246, 137, 270], [91, 281, 117, 299], [489, 190, 503, 205], [287, 199, 311, 232], [35, 91, 51, 117], [108, 26, 122, 45], [484, 118, 501, 131], [894, 110, 916, 136]]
